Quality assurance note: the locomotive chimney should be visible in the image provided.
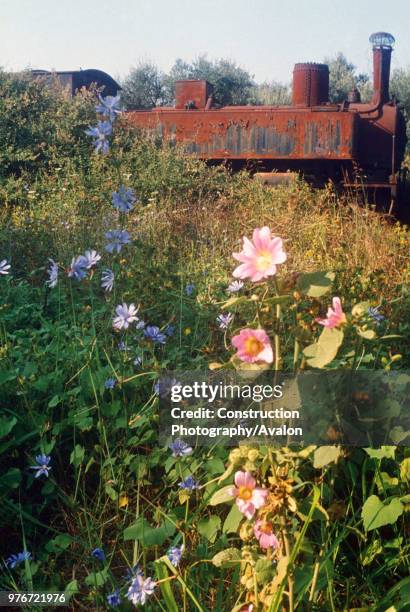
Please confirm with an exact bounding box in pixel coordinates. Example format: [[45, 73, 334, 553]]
[[369, 32, 395, 106]]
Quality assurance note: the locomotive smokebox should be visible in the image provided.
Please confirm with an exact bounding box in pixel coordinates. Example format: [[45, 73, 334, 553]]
[[292, 63, 329, 107], [369, 32, 395, 105]]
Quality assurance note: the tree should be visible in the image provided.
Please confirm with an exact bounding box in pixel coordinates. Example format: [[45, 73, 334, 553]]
[[252, 81, 291, 106], [390, 67, 410, 147], [164, 56, 255, 106], [121, 62, 167, 110], [325, 53, 370, 102]]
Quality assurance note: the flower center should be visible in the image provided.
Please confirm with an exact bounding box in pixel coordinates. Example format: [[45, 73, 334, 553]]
[[238, 486, 253, 500], [244, 337, 264, 357], [259, 522, 273, 534], [256, 251, 272, 271]]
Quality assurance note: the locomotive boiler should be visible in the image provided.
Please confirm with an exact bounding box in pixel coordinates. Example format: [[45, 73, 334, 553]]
[[127, 32, 407, 211]]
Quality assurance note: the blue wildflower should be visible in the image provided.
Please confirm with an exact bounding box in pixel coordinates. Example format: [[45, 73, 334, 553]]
[[83, 249, 101, 269], [46, 259, 58, 288], [133, 356, 142, 367], [144, 325, 167, 344], [178, 475, 198, 491], [95, 94, 122, 121], [91, 548, 106, 562], [5, 551, 32, 568], [169, 439, 193, 457], [0, 259, 10, 275], [104, 230, 132, 254], [216, 312, 234, 329], [167, 544, 184, 567], [136, 320, 146, 330], [85, 121, 112, 154], [368, 306, 385, 324], [127, 575, 156, 606], [104, 378, 116, 389], [227, 280, 244, 293], [101, 269, 115, 292], [112, 186, 137, 213], [185, 283, 195, 296], [106, 589, 121, 607], [68, 255, 88, 280], [29, 454, 51, 478]]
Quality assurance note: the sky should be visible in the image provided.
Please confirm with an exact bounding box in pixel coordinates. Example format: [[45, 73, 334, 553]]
[[1, 0, 409, 84]]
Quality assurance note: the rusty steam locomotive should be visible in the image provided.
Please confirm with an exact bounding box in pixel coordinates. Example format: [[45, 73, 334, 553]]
[[127, 32, 407, 211]]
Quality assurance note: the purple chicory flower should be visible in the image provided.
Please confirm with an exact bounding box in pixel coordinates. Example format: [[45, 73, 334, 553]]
[[68, 255, 88, 280], [178, 475, 198, 491], [95, 94, 122, 121], [5, 551, 32, 568], [144, 325, 167, 344], [104, 230, 131, 254], [29, 454, 51, 478], [216, 312, 234, 329], [101, 269, 115, 292], [106, 589, 121, 607], [83, 249, 101, 269], [167, 544, 184, 567], [91, 548, 106, 562], [46, 259, 58, 288], [227, 280, 244, 293], [112, 185, 137, 213], [169, 439, 193, 457], [85, 121, 112, 154], [127, 575, 156, 606], [113, 303, 138, 331], [104, 378, 116, 389], [185, 283, 195, 296]]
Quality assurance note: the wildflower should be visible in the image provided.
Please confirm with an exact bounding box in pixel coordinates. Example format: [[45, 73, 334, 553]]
[[178, 475, 198, 491], [232, 328, 273, 364], [227, 279, 244, 293], [134, 356, 142, 367], [253, 520, 280, 550], [217, 312, 234, 329], [155, 377, 179, 397], [169, 439, 193, 457], [0, 259, 10, 275], [83, 249, 101, 269], [144, 325, 167, 344], [228, 471, 268, 519], [113, 303, 138, 331], [233, 227, 286, 282], [91, 548, 106, 562], [101, 269, 115, 292], [136, 320, 146, 330], [46, 259, 58, 288], [104, 378, 116, 389], [68, 255, 88, 280], [5, 551, 32, 568], [127, 575, 156, 606], [104, 230, 132, 254], [167, 544, 184, 567], [118, 341, 128, 351], [316, 297, 346, 329], [106, 589, 121, 607], [164, 324, 175, 336], [368, 306, 385, 324], [112, 185, 137, 213], [95, 94, 122, 121], [29, 454, 51, 478], [185, 283, 195, 296], [85, 121, 112, 154]]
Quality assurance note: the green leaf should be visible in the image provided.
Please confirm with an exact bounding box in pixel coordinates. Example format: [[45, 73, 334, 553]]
[[0, 467, 21, 489], [197, 515, 221, 542], [362, 495, 403, 531], [48, 395, 61, 408], [0, 416, 17, 438], [223, 503, 243, 534], [255, 558, 275, 585], [297, 271, 335, 298], [64, 579, 79, 601], [304, 327, 344, 368], [155, 562, 178, 612], [211, 548, 241, 568], [123, 515, 176, 546], [364, 446, 396, 460], [45, 534, 73, 553], [313, 446, 342, 469], [84, 569, 109, 587], [208, 484, 234, 506], [70, 444, 85, 467]]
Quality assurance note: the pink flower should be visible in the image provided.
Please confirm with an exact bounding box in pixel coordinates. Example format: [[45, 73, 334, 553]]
[[228, 471, 268, 519], [316, 297, 346, 329], [232, 227, 287, 282], [254, 519, 280, 550], [232, 328, 273, 364]]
